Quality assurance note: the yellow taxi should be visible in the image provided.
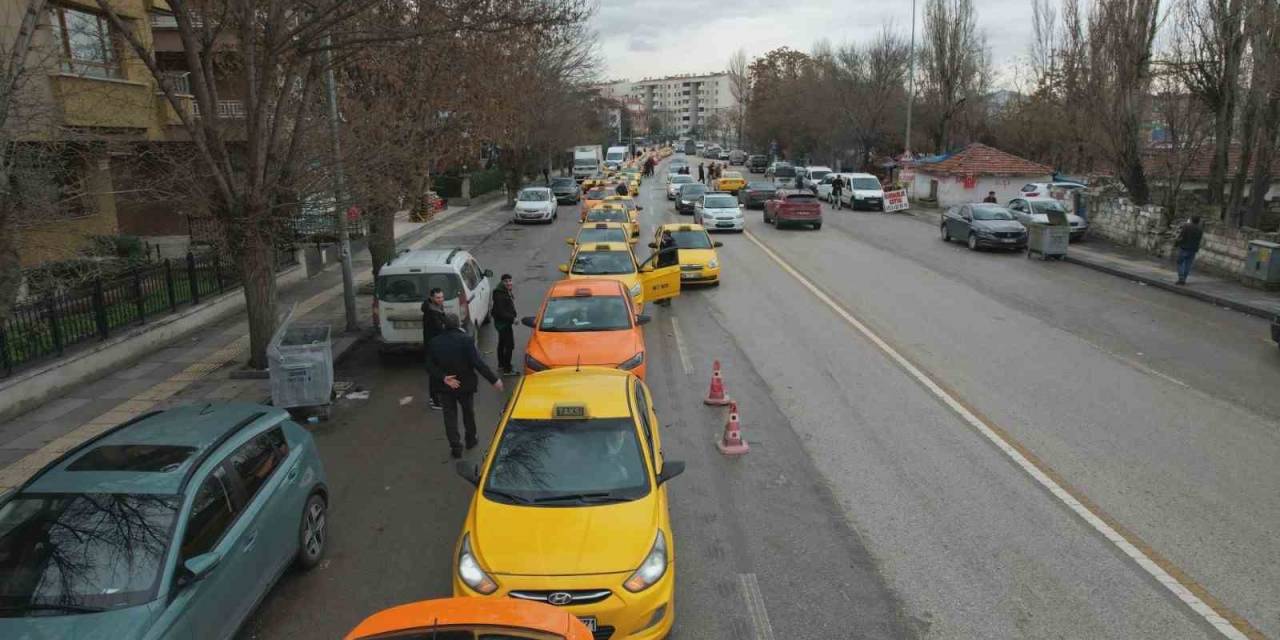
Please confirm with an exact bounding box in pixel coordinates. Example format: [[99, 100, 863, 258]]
[[620, 166, 643, 186], [558, 241, 679, 311], [580, 185, 613, 220], [651, 223, 723, 285], [712, 170, 747, 194], [603, 195, 642, 237], [452, 367, 684, 640], [567, 221, 632, 248], [582, 205, 637, 243]]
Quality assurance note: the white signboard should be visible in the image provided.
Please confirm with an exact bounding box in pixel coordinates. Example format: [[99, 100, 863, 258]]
[[884, 189, 910, 212]]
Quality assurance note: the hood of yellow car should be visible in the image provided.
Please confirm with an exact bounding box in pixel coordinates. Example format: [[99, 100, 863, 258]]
[[473, 497, 659, 575], [677, 248, 717, 267]]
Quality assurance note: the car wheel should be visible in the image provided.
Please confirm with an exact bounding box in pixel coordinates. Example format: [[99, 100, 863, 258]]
[[967, 233, 979, 251], [941, 225, 950, 242], [295, 493, 327, 570], [813, 222, 822, 230]]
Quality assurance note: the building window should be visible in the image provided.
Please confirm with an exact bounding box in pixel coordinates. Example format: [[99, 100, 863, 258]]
[[50, 5, 121, 79]]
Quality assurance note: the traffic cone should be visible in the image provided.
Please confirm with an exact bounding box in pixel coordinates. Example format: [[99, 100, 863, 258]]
[[704, 360, 730, 406], [717, 401, 749, 456]]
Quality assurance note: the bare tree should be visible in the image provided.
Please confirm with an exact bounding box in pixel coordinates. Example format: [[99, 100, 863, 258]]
[[919, 0, 989, 151], [1239, 0, 1280, 227], [727, 48, 750, 150], [1149, 72, 1214, 218]]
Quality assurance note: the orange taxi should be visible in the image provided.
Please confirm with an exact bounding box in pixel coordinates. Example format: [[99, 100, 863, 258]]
[[344, 597, 593, 640], [583, 204, 638, 242], [520, 278, 650, 379], [580, 185, 613, 221], [603, 195, 642, 237]]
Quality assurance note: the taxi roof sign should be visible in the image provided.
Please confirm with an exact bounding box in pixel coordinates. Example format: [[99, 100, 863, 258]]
[[553, 403, 589, 419]]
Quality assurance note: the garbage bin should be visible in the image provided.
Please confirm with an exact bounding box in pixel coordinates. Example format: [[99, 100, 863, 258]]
[[1026, 209, 1070, 260], [268, 319, 334, 413]]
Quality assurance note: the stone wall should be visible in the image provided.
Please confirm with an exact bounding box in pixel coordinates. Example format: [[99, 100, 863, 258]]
[[1085, 193, 1280, 277]]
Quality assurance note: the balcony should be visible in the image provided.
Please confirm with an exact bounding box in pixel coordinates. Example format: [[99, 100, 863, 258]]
[[157, 71, 192, 96], [192, 99, 247, 119]]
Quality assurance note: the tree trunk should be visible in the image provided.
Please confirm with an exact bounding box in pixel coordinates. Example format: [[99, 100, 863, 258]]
[[1208, 99, 1237, 206], [230, 216, 278, 370], [1227, 90, 1260, 223], [1243, 91, 1280, 229], [0, 199, 20, 327], [367, 204, 396, 277]]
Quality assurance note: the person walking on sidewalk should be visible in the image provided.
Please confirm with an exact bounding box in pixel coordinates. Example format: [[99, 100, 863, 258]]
[[830, 175, 845, 210], [492, 274, 519, 376], [425, 313, 503, 458], [421, 287, 448, 410], [1173, 216, 1204, 285]]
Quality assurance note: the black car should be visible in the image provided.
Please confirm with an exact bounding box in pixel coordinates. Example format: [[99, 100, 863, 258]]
[[940, 204, 1028, 251], [549, 177, 581, 204], [675, 183, 708, 215], [738, 181, 777, 209], [747, 155, 768, 173]]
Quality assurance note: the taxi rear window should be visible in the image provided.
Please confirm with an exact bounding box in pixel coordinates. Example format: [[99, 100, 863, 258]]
[[375, 273, 461, 302]]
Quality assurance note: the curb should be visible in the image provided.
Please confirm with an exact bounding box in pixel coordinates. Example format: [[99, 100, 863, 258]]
[[1062, 255, 1277, 320]]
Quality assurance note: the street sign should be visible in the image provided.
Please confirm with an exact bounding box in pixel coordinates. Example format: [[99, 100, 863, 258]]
[[884, 189, 910, 212]]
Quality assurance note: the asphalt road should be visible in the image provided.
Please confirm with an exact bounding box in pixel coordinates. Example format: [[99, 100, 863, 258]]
[[240, 156, 1280, 640]]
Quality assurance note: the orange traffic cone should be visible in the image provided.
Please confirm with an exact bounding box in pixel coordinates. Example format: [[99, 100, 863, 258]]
[[704, 360, 730, 406], [717, 401, 749, 456]]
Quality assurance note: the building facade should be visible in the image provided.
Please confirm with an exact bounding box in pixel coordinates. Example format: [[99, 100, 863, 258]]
[[598, 73, 738, 139]]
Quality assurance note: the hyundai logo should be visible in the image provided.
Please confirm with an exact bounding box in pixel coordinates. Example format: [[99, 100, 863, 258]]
[[546, 592, 573, 606]]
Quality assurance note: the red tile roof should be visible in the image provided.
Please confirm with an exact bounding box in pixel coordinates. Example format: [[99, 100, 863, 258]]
[[918, 143, 1052, 177], [1143, 144, 1280, 181]]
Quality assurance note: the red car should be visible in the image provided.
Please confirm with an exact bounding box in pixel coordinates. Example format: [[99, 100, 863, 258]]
[[764, 190, 823, 230]]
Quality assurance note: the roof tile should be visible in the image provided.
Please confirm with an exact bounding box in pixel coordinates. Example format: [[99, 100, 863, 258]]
[[919, 143, 1052, 177]]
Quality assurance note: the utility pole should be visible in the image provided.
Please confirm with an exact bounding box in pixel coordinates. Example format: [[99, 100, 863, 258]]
[[321, 36, 358, 333], [905, 0, 917, 157]]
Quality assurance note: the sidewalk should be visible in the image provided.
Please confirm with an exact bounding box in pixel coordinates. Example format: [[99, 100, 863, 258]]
[[904, 205, 1280, 320], [0, 199, 511, 492]]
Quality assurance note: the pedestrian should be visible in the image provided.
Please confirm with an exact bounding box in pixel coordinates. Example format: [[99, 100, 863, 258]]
[[983, 191, 998, 204], [615, 181, 629, 196], [1172, 216, 1204, 285], [425, 313, 503, 458], [492, 274, 518, 376], [542, 167, 550, 185], [698, 162, 705, 184], [420, 287, 448, 410], [831, 174, 844, 210], [654, 230, 678, 307]]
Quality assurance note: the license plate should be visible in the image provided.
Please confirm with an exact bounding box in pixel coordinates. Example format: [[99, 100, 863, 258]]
[[717, 222, 734, 228], [392, 320, 422, 329], [1000, 238, 1015, 243], [577, 616, 598, 631], [681, 272, 699, 279]]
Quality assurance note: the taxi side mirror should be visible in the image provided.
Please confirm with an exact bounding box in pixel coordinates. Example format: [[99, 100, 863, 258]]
[[713, 241, 724, 247], [455, 461, 480, 486], [558, 264, 569, 273], [565, 237, 575, 245], [520, 316, 536, 328], [635, 314, 651, 326], [657, 460, 685, 484]]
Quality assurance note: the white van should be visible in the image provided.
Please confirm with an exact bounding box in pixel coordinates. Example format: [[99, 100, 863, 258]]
[[841, 173, 886, 211], [373, 248, 493, 350], [604, 146, 628, 170]]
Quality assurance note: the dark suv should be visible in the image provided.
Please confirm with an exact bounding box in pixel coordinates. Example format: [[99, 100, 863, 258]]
[[747, 155, 768, 173]]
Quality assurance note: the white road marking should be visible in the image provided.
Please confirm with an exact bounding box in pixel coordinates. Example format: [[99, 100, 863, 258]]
[[738, 573, 776, 640], [670, 316, 693, 375], [742, 230, 1255, 640]]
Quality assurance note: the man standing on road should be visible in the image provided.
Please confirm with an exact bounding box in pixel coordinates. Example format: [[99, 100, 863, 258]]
[[615, 181, 629, 196], [421, 287, 448, 410], [831, 174, 844, 210], [1173, 216, 1204, 286], [425, 313, 503, 458], [492, 274, 518, 376], [698, 162, 705, 184], [983, 191, 998, 204], [654, 231, 678, 307]]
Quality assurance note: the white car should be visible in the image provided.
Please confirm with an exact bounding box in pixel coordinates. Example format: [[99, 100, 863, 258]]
[[840, 173, 886, 211], [801, 166, 833, 191], [1020, 181, 1086, 199], [1006, 196, 1089, 240], [373, 248, 493, 349], [512, 187, 557, 223], [695, 192, 745, 232], [667, 174, 696, 199]]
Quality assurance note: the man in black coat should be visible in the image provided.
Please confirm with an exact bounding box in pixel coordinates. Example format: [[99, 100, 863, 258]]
[[653, 231, 678, 307], [425, 313, 503, 458], [421, 287, 448, 410], [492, 274, 518, 375]]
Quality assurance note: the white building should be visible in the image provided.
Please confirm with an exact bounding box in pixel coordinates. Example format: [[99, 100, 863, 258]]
[[911, 144, 1053, 208], [597, 73, 738, 138]]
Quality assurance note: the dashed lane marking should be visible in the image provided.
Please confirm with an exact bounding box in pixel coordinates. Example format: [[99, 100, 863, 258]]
[[742, 229, 1260, 640], [670, 316, 693, 375], [738, 573, 776, 640]]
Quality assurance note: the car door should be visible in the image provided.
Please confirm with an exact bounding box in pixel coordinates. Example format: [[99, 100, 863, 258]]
[[956, 206, 974, 237], [633, 380, 663, 474], [224, 426, 298, 607], [638, 252, 680, 304], [468, 258, 493, 322]]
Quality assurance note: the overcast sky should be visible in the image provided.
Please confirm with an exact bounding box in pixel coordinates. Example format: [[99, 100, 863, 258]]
[[592, 0, 1035, 88]]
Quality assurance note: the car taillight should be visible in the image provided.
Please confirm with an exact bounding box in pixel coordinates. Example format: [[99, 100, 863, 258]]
[[1027, 192, 1039, 197], [372, 298, 380, 326]]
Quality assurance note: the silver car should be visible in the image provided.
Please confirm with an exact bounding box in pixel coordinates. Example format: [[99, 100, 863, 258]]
[[1007, 197, 1088, 241]]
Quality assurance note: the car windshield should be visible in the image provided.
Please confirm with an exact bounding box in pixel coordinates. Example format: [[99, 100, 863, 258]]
[[518, 190, 550, 202], [670, 230, 712, 249], [809, 170, 831, 180], [585, 209, 628, 223], [774, 165, 796, 176], [586, 188, 607, 199], [669, 176, 694, 184], [680, 185, 707, 198], [973, 206, 1014, 221], [551, 178, 575, 187], [539, 296, 633, 332], [375, 273, 461, 302], [1030, 200, 1068, 215], [605, 152, 625, 161], [484, 418, 650, 504], [578, 228, 628, 244], [722, 172, 742, 180], [0, 493, 179, 614], [573, 159, 597, 167], [850, 178, 881, 190], [703, 195, 738, 208], [571, 251, 635, 275]]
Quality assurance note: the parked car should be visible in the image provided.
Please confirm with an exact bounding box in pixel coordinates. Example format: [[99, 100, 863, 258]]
[[0, 403, 329, 640], [695, 192, 746, 232], [1006, 196, 1089, 240], [728, 149, 747, 165], [374, 247, 493, 346], [814, 173, 839, 202], [764, 190, 823, 230], [1020, 181, 1087, 198], [801, 166, 833, 191], [549, 177, 581, 204], [766, 162, 797, 188], [667, 174, 696, 199], [738, 181, 778, 209], [940, 204, 1028, 251], [675, 182, 708, 215], [840, 173, 886, 210], [512, 187, 558, 224], [747, 154, 769, 173]]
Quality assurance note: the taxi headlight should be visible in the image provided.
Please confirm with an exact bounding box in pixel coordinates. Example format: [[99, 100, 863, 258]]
[[629, 283, 642, 298], [707, 259, 718, 269], [624, 531, 668, 593], [619, 351, 645, 370], [457, 534, 498, 594]]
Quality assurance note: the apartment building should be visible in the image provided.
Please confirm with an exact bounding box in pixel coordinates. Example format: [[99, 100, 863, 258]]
[[631, 73, 735, 136]]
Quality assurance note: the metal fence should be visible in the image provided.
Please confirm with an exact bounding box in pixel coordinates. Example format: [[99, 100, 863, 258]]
[[1, 250, 296, 378]]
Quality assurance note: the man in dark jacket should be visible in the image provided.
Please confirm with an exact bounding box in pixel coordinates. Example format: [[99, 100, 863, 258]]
[[615, 181, 629, 196], [983, 191, 998, 203], [697, 162, 705, 183], [1173, 216, 1204, 285], [421, 287, 448, 410], [653, 231, 678, 307], [425, 313, 503, 458], [831, 175, 845, 210], [492, 274, 518, 375]]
